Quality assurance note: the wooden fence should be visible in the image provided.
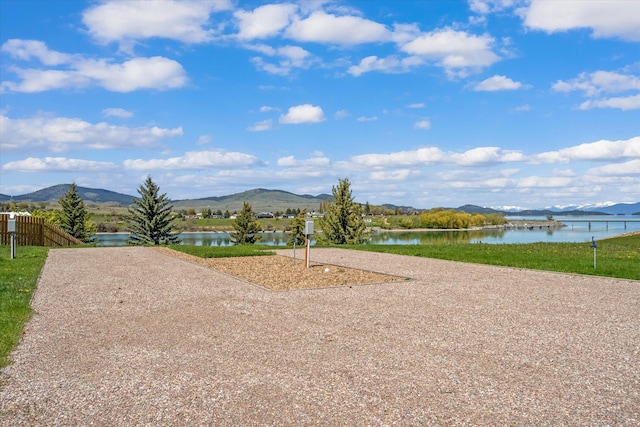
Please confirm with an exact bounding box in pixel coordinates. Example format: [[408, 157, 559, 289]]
[[0, 214, 84, 247]]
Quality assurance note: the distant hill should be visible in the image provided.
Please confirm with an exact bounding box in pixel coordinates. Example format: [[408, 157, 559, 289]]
[[589, 202, 640, 215], [2, 184, 638, 215], [173, 188, 333, 213], [0, 184, 135, 205]]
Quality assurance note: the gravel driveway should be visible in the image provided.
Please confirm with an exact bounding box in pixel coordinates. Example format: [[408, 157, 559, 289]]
[[1, 246, 638, 426]]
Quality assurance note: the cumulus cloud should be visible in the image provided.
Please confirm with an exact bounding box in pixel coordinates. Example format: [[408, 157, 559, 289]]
[[82, 0, 232, 47], [400, 28, 500, 77], [587, 159, 640, 176], [279, 104, 325, 124], [523, 0, 640, 41], [334, 109, 350, 119], [414, 119, 431, 130], [123, 150, 262, 171], [285, 11, 391, 45], [102, 108, 133, 118], [2, 157, 117, 172], [553, 71, 640, 96], [552, 70, 640, 111], [277, 155, 330, 168], [247, 119, 273, 132], [474, 74, 523, 91], [348, 55, 423, 76], [235, 3, 298, 40], [1, 39, 73, 65], [350, 147, 447, 167], [532, 137, 640, 164], [0, 40, 188, 93], [579, 95, 640, 111], [249, 44, 315, 75], [357, 116, 378, 122], [0, 114, 183, 152]]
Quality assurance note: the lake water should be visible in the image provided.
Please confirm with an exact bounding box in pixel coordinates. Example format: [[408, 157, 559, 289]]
[[96, 216, 640, 246]]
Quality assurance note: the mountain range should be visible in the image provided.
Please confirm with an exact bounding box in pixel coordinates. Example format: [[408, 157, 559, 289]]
[[1, 184, 639, 215]]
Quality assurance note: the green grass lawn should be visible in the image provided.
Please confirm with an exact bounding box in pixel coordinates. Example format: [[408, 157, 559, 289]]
[[349, 233, 640, 280], [168, 244, 276, 258], [0, 246, 48, 369]]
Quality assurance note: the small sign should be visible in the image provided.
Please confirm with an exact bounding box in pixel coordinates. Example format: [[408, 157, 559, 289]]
[[304, 220, 314, 235], [591, 237, 597, 249]]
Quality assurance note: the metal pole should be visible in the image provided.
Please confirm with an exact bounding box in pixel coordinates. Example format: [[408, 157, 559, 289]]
[[593, 247, 596, 269], [305, 234, 311, 269], [10, 232, 16, 259], [293, 239, 296, 267]]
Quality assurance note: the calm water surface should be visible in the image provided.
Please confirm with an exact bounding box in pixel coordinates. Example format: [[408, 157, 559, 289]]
[[97, 216, 640, 247]]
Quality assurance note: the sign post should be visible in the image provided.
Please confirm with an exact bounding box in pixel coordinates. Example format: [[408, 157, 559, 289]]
[[304, 221, 314, 269], [8, 213, 17, 259], [591, 236, 597, 269]]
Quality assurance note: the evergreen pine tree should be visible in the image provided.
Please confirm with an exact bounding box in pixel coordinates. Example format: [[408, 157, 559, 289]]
[[288, 209, 307, 246], [230, 201, 262, 244], [59, 183, 93, 243], [318, 178, 369, 244], [127, 176, 180, 245]]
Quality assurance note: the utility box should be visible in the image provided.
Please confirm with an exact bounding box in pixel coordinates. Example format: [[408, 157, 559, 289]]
[[304, 220, 314, 235], [7, 217, 16, 233]]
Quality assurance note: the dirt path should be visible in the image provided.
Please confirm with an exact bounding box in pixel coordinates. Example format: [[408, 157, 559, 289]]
[[1, 246, 638, 425]]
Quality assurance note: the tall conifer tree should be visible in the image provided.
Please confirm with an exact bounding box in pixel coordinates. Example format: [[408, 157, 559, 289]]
[[127, 176, 180, 245], [318, 178, 369, 244], [288, 209, 307, 246], [230, 201, 262, 244], [59, 183, 93, 243]]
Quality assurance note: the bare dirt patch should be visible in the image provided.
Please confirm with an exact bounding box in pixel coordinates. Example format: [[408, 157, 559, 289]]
[[154, 247, 406, 290]]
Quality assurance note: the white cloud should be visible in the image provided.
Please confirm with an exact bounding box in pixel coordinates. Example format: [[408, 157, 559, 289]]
[[469, 0, 516, 15], [414, 119, 431, 130], [401, 28, 499, 78], [82, 0, 232, 46], [334, 109, 349, 119], [552, 70, 640, 111], [348, 55, 423, 77], [532, 137, 640, 164], [197, 135, 212, 145], [357, 116, 378, 122], [523, 0, 640, 41], [279, 104, 325, 124], [1, 39, 73, 65], [450, 147, 525, 166], [579, 95, 640, 111], [1, 40, 188, 93], [2, 157, 117, 172], [474, 74, 523, 91], [517, 176, 574, 189], [407, 103, 425, 109], [123, 150, 262, 171], [249, 45, 315, 75], [285, 11, 391, 45], [350, 147, 446, 167], [369, 169, 412, 181], [247, 119, 273, 132], [260, 105, 278, 112], [588, 159, 640, 176], [102, 108, 133, 118], [235, 3, 298, 40], [277, 155, 330, 168], [553, 71, 640, 96], [0, 114, 183, 152]]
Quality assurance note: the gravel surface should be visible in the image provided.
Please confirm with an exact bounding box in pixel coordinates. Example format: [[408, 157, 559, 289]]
[[1, 246, 638, 425]]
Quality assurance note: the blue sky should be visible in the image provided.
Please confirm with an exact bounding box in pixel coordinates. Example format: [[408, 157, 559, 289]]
[[1, 0, 639, 209]]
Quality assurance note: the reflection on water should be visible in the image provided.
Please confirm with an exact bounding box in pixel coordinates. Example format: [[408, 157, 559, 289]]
[[96, 217, 640, 247]]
